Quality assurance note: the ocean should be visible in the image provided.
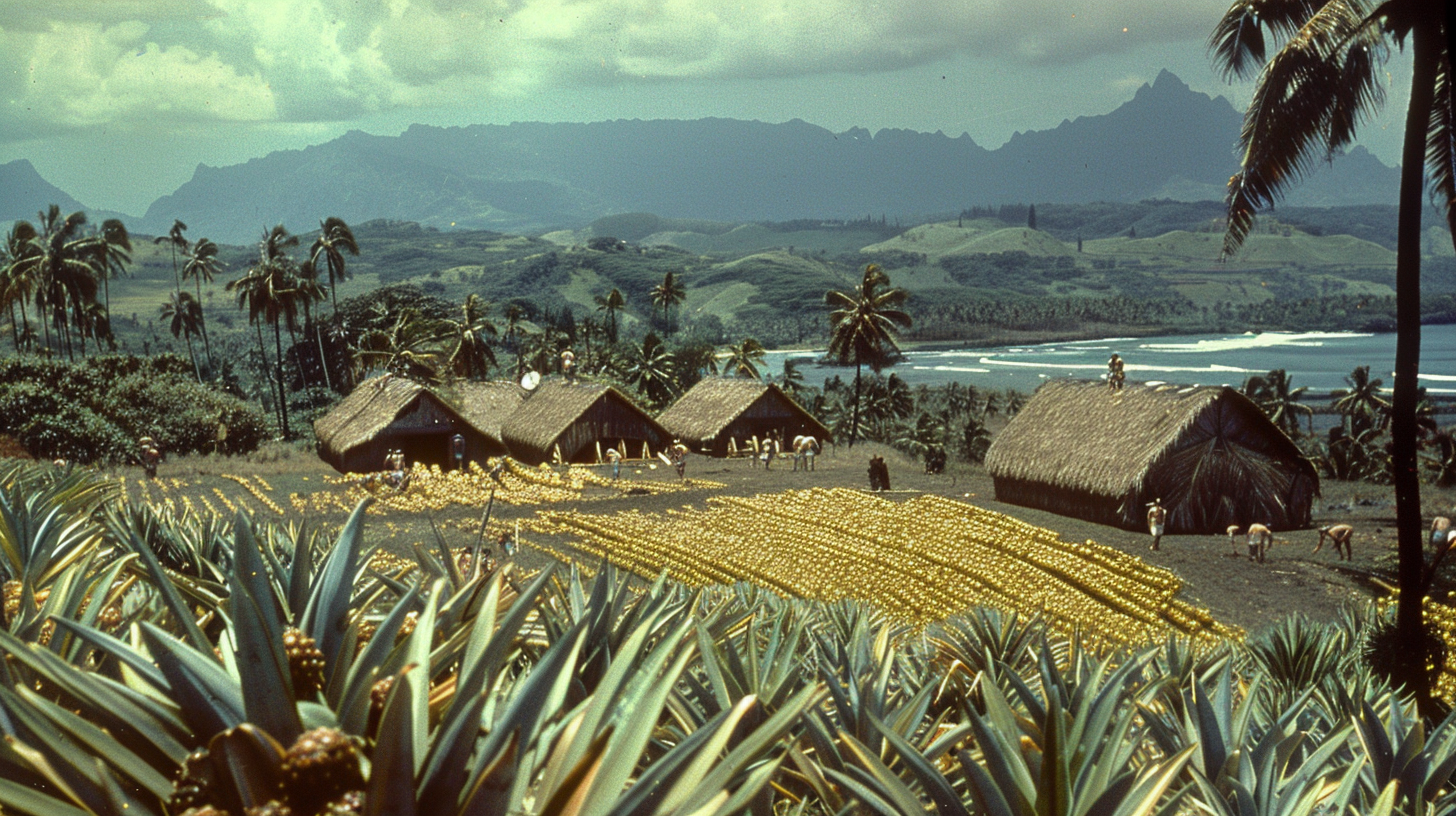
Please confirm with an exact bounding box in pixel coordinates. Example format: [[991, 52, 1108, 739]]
[[763, 324, 1456, 397]]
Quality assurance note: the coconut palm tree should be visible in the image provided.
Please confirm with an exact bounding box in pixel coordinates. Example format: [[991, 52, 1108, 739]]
[[650, 271, 686, 335], [351, 307, 448, 384], [1211, 0, 1456, 708], [228, 225, 304, 438], [154, 219, 188, 294], [20, 206, 102, 359], [94, 218, 131, 319], [182, 237, 224, 371], [594, 287, 626, 344], [623, 332, 677, 409], [310, 217, 359, 314], [161, 290, 204, 381], [823, 263, 912, 447], [1243, 368, 1314, 437], [722, 337, 766, 379], [1, 222, 39, 353], [444, 294, 499, 380], [1333, 365, 1391, 435]]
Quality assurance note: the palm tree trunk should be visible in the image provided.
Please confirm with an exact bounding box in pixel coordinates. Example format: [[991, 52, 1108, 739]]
[[256, 320, 283, 433], [274, 321, 292, 438], [195, 278, 213, 373], [185, 333, 201, 383], [1393, 24, 1438, 716], [849, 360, 862, 448], [311, 310, 332, 391]]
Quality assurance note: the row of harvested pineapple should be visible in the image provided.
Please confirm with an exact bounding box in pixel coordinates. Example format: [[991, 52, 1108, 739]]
[[524, 487, 1240, 645], [293, 457, 725, 515]]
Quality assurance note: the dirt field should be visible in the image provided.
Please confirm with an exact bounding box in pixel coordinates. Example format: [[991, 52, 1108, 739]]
[[123, 440, 1456, 638]]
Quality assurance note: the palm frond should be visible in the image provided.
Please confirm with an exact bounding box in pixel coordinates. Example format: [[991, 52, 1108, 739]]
[[1428, 54, 1456, 246]]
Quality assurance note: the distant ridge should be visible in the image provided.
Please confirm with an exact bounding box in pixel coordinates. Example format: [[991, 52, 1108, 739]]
[[23, 71, 1403, 243], [0, 160, 91, 224]]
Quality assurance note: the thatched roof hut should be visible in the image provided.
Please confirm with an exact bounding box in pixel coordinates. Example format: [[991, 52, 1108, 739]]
[[500, 382, 671, 464], [984, 380, 1318, 534], [658, 378, 830, 456], [315, 375, 492, 473]]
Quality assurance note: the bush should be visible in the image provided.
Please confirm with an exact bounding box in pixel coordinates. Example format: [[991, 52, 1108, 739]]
[[0, 354, 270, 461], [18, 404, 131, 464]]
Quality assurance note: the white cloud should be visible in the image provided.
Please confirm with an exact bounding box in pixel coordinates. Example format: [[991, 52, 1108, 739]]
[[2, 0, 1233, 137]]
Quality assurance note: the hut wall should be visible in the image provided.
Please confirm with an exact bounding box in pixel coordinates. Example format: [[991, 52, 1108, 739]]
[[705, 398, 828, 457], [335, 397, 500, 473], [546, 399, 671, 464], [991, 477, 1127, 529], [1142, 398, 1317, 533]]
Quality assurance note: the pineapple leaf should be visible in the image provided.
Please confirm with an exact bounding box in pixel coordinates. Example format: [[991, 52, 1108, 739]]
[[365, 669, 419, 816], [141, 621, 246, 739], [230, 512, 303, 745], [301, 497, 374, 671]]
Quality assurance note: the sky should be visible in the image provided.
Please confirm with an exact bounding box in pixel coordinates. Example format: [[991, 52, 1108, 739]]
[[1, 0, 1414, 217]]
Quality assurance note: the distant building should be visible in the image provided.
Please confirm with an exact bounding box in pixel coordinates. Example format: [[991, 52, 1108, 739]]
[[984, 380, 1319, 533], [314, 376, 492, 473], [658, 378, 829, 456], [500, 382, 671, 464]]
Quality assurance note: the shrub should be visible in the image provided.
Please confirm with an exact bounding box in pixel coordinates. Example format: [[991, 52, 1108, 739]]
[[18, 404, 131, 464]]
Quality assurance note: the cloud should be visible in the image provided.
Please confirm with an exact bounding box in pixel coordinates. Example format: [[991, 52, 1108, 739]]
[[0, 0, 1231, 138]]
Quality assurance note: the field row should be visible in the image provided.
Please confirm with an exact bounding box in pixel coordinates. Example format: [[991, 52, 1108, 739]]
[[524, 487, 1240, 643], [114, 457, 725, 518]]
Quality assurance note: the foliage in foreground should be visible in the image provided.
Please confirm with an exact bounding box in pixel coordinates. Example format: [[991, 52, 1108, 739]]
[[0, 461, 1453, 816]]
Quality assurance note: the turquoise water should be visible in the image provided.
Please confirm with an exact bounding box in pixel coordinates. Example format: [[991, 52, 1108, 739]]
[[764, 324, 1456, 396]]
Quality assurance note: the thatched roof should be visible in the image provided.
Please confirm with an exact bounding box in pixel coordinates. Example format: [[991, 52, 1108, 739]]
[[658, 378, 828, 441], [314, 375, 430, 457], [501, 382, 666, 457], [450, 381, 527, 443], [984, 380, 1313, 498]]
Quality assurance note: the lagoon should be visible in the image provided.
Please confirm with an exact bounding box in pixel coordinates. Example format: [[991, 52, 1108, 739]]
[[765, 324, 1456, 396]]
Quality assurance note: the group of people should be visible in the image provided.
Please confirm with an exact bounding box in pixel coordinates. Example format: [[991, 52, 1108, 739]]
[[792, 435, 819, 472], [1146, 500, 1455, 565]]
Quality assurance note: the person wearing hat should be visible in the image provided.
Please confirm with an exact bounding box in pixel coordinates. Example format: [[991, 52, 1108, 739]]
[[1146, 498, 1166, 551], [606, 447, 622, 480], [671, 439, 688, 479]]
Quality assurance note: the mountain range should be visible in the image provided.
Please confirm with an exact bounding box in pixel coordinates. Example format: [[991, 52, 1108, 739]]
[[2, 70, 1401, 245]]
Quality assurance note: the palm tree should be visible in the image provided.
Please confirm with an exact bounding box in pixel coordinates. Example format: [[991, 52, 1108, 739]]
[[154, 219, 188, 293], [823, 264, 912, 447], [161, 290, 204, 381], [1, 222, 39, 353], [1211, 0, 1455, 709], [622, 332, 677, 409], [594, 287, 626, 343], [650, 271, 686, 334], [21, 206, 102, 359], [722, 337, 766, 379], [445, 294, 499, 380], [1332, 365, 1390, 434], [94, 219, 131, 318], [310, 217, 359, 314], [228, 225, 303, 438], [1243, 368, 1313, 437], [182, 237, 224, 371], [351, 308, 448, 384]]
